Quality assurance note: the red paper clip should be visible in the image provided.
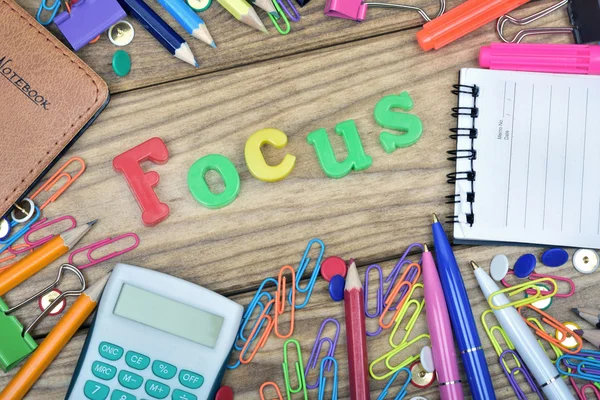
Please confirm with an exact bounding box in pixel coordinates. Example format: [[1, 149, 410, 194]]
[[518, 305, 583, 354], [10, 216, 77, 255], [30, 157, 85, 211], [68, 233, 140, 269], [501, 270, 575, 298]]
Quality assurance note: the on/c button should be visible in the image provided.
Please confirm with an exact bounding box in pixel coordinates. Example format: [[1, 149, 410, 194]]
[[178, 370, 203, 389]]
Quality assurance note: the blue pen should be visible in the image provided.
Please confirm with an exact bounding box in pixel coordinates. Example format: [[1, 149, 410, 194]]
[[155, 0, 216, 48], [431, 214, 496, 400], [116, 0, 199, 67]]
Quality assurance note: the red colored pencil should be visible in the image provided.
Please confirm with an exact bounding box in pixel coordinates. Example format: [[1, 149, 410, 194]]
[[344, 261, 370, 400]]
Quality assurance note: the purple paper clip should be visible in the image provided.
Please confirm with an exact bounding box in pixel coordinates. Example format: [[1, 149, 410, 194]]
[[384, 243, 423, 297], [54, 0, 126, 51], [10, 216, 77, 255], [500, 349, 544, 400], [68, 233, 140, 269], [276, 0, 301, 21], [305, 318, 340, 389], [364, 264, 383, 337]]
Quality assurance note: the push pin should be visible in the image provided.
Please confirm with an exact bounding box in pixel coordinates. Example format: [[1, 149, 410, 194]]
[[109, 20, 135, 46], [324, 0, 445, 22]]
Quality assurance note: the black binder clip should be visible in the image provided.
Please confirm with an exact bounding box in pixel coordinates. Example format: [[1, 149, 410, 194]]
[[497, 0, 600, 44]]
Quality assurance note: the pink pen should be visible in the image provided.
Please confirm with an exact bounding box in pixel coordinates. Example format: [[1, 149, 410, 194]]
[[480, 42, 600, 75], [422, 244, 464, 399]]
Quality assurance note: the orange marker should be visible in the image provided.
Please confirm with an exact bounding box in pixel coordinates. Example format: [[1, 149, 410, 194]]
[[416, 0, 530, 51], [0, 272, 110, 400], [0, 220, 96, 296]]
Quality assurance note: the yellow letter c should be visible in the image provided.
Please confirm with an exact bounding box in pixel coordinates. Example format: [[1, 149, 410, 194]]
[[244, 128, 296, 182]]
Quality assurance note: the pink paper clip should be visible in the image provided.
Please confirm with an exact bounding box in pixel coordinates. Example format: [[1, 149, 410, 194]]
[[69, 233, 140, 269], [501, 270, 575, 298], [30, 157, 86, 211], [10, 216, 77, 255]]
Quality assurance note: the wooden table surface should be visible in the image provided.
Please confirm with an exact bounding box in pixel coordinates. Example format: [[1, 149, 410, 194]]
[[1, 0, 590, 398]]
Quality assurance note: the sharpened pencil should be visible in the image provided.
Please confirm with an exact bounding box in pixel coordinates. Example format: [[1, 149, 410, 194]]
[[249, 0, 279, 18], [217, 0, 268, 33], [574, 329, 600, 348], [572, 308, 600, 328]]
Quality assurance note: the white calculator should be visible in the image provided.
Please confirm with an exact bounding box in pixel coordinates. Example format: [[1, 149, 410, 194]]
[[66, 263, 243, 400]]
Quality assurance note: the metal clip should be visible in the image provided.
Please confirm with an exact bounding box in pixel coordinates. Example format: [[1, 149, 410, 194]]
[[318, 356, 338, 400], [500, 349, 544, 400], [259, 382, 284, 400], [283, 339, 308, 400], [30, 157, 86, 211], [305, 318, 340, 389], [497, 0, 572, 43], [376, 367, 412, 400], [519, 305, 582, 354], [488, 277, 558, 310], [68, 233, 140, 270], [290, 238, 324, 309], [366, 0, 445, 21], [275, 265, 296, 339], [389, 284, 425, 348]]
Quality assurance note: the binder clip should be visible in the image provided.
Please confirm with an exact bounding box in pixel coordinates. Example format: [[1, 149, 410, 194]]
[[0, 264, 85, 372], [324, 0, 445, 22], [497, 0, 600, 44], [54, 0, 126, 51]]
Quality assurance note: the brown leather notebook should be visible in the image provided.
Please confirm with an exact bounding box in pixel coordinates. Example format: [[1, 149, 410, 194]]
[[0, 0, 109, 219]]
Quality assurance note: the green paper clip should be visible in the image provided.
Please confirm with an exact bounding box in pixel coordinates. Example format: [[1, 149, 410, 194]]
[[282, 339, 307, 400], [269, 0, 290, 35], [0, 264, 85, 372]]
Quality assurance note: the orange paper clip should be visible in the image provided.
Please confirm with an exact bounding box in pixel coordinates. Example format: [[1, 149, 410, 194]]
[[30, 157, 85, 211], [275, 265, 296, 339], [379, 263, 421, 330], [0, 244, 33, 273], [259, 381, 284, 400], [518, 305, 583, 354], [240, 299, 275, 364]]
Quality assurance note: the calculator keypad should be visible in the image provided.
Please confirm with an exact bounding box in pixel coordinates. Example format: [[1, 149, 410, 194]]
[[88, 344, 203, 400]]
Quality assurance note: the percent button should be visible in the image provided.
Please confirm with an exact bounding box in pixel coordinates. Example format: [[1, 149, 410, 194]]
[[152, 360, 177, 380]]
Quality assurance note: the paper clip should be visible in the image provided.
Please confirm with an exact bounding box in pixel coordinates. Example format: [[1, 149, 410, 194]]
[[383, 243, 423, 299], [305, 318, 340, 389], [282, 339, 308, 400], [369, 333, 429, 380], [10, 216, 77, 255], [240, 299, 275, 364], [389, 284, 425, 348], [318, 356, 338, 400], [276, 0, 300, 21], [289, 238, 324, 309], [36, 0, 67, 25], [518, 305, 582, 354], [68, 233, 140, 270], [365, 264, 384, 337], [481, 309, 518, 364], [30, 157, 85, 210], [487, 277, 557, 310], [500, 349, 544, 400], [234, 292, 274, 351], [0, 205, 41, 254], [380, 263, 421, 329], [501, 270, 575, 299], [557, 354, 600, 382], [526, 317, 564, 362], [269, 0, 291, 34], [496, 0, 572, 43], [275, 265, 296, 338], [376, 367, 411, 400], [239, 278, 278, 343], [571, 376, 600, 400], [259, 382, 284, 400]]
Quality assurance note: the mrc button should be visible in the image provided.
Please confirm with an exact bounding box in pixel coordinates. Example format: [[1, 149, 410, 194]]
[[179, 370, 204, 389], [98, 342, 123, 361]]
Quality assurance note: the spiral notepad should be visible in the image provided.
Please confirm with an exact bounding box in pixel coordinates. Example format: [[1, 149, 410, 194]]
[[449, 68, 600, 248]]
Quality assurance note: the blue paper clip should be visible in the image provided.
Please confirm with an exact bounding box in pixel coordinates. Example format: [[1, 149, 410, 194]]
[[36, 0, 64, 25], [376, 367, 412, 400], [0, 207, 41, 254], [365, 264, 383, 337], [289, 238, 324, 309], [305, 318, 340, 389], [500, 349, 543, 400], [557, 354, 600, 382], [318, 356, 338, 400]]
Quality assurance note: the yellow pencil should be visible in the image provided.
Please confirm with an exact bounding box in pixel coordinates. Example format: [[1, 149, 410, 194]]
[[0, 273, 111, 400], [217, 0, 268, 33]]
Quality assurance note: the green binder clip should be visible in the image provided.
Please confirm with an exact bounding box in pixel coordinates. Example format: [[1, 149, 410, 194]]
[[0, 264, 86, 372]]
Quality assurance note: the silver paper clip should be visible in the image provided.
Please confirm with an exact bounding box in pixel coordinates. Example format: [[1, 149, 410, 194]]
[[497, 0, 573, 43]]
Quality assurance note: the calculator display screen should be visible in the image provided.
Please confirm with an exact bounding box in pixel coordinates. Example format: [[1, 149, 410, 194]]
[[113, 284, 224, 348]]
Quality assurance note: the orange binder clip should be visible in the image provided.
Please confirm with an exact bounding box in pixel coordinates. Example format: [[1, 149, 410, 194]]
[[275, 265, 295, 339], [259, 381, 284, 400], [379, 263, 421, 330], [518, 305, 583, 354], [240, 299, 275, 364], [30, 157, 85, 211]]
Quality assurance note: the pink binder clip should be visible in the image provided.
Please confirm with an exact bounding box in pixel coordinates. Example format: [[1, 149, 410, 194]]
[[324, 0, 368, 21], [10, 216, 77, 255], [69, 233, 140, 269]]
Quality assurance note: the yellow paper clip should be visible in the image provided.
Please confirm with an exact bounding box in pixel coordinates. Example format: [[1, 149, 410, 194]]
[[487, 278, 557, 310], [481, 309, 520, 371], [282, 339, 308, 400], [389, 283, 425, 348], [369, 333, 430, 381]]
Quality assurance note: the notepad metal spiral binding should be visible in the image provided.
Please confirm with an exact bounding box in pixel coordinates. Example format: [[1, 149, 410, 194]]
[[446, 84, 479, 227]]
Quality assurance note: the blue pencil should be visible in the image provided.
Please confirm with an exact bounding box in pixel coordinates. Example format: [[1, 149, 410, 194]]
[[155, 0, 216, 48], [431, 214, 496, 400], [117, 0, 199, 67]]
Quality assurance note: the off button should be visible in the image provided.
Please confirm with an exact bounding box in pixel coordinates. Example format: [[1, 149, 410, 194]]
[[178, 370, 204, 389]]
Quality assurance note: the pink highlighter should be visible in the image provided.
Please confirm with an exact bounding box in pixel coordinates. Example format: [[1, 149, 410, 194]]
[[422, 244, 464, 400], [480, 42, 600, 75]]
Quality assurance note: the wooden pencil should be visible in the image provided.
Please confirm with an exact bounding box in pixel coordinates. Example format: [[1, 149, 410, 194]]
[[572, 308, 600, 328], [217, 0, 268, 33], [574, 329, 600, 348], [249, 0, 279, 18], [344, 261, 370, 400]]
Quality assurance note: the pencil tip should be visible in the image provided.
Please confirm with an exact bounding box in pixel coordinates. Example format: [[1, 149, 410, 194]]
[[571, 308, 580, 315], [470, 261, 479, 270], [423, 243, 429, 252], [210, 41, 216, 48], [574, 329, 583, 336], [432, 213, 439, 223], [88, 219, 98, 227], [269, 11, 280, 18]]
